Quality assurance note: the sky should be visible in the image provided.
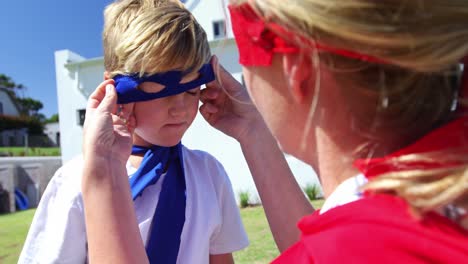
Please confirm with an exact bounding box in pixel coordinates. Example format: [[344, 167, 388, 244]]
[[0, 0, 113, 118]]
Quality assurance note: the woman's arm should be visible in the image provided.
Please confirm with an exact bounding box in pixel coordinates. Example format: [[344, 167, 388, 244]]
[[81, 80, 148, 264], [239, 122, 314, 252], [82, 159, 148, 264], [200, 56, 314, 252], [210, 253, 235, 264]]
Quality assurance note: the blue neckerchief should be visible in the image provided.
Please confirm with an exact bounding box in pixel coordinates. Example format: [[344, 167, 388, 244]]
[[114, 63, 215, 104], [129, 143, 186, 264]]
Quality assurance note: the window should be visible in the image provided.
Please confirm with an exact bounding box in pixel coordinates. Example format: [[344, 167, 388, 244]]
[[213, 20, 226, 39], [77, 109, 86, 126], [56, 132, 60, 147], [0, 102, 3, 114]]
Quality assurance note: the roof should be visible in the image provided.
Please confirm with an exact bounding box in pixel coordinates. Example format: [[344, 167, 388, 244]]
[[0, 86, 21, 114]]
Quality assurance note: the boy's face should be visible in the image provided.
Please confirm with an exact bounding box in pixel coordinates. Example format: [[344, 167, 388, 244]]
[[132, 71, 201, 147]]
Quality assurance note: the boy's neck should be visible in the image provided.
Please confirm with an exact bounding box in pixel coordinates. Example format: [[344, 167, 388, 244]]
[[133, 133, 153, 148], [130, 134, 148, 169], [129, 154, 144, 170], [128, 150, 173, 172], [129, 134, 181, 170]]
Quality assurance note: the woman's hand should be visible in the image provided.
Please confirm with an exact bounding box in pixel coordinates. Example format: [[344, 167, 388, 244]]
[[201, 57, 314, 252], [200, 56, 266, 144], [81, 81, 149, 264], [83, 79, 135, 164]]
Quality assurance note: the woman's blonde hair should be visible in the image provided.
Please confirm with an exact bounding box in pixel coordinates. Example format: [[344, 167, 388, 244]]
[[103, 0, 211, 77], [232, 0, 468, 216]]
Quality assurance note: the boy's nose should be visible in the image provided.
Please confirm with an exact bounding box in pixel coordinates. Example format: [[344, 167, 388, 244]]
[[168, 93, 187, 117]]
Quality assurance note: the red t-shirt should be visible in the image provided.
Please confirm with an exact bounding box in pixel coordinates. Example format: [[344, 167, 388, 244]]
[[272, 194, 468, 263]]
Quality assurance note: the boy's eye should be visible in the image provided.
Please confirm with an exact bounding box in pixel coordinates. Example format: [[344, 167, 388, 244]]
[[186, 88, 200, 96]]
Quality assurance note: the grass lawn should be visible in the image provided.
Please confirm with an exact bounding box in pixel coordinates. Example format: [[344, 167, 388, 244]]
[[0, 147, 60, 157], [234, 199, 324, 264], [0, 200, 324, 264], [0, 209, 35, 263]]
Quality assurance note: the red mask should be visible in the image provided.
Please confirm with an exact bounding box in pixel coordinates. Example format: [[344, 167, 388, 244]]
[[228, 3, 384, 67]]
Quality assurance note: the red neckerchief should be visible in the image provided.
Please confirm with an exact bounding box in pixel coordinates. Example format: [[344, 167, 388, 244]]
[[228, 3, 384, 67], [354, 57, 468, 178], [353, 115, 468, 178]]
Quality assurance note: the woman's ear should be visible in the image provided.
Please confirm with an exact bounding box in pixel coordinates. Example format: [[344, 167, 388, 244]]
[[282, 54, 312, 103], [103, 71, 110, 80]]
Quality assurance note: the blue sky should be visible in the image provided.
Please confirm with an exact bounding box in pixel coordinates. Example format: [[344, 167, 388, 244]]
[[0, 0, 113, 118]]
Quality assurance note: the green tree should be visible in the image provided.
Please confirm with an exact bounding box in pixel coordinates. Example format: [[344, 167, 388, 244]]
[[15, 97, 44, 116], [0, 73, 45, 135], [0, 74, 43, 117], [0, 74, 25, 91], [0, 74, 16, 88], [33, 113, 47, 123], [46, 113, 59, 123]]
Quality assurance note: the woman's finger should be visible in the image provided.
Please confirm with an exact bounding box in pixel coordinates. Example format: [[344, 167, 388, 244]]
[[97, 84, 118, 114], [118, 103, 135, 121], [208, 55, 243, 94], [87, 79, 115, 111], [127, 114, 137, 134], [199, 104, 215, 126], [85, 80, 115, 128], [199, 102, 219, 114], [200, 87, 219, 102]]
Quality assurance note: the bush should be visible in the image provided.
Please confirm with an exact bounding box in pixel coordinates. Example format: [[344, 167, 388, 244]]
[[0, 114, 44, 134], [239, 190, 250, 208], [303, 183, 321, 201]]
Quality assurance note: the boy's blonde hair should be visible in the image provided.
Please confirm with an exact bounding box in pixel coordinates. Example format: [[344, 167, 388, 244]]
[[232, 0, 468, 217], [103, 0, 211, 77]]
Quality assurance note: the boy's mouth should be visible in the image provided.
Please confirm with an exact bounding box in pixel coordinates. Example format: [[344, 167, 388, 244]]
[[164, 122, 187, 128]]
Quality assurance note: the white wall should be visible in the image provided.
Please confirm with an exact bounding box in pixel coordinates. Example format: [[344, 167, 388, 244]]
[[54, 50, 93, 161], [0, 157, 62, 210], [187, 0, 234, 41]]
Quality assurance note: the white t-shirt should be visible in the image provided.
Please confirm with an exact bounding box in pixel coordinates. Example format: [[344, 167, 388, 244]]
[[320, 174, 367, 214], [19, 146, 249, 264]]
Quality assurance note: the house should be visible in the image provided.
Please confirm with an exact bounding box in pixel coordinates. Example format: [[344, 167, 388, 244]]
[[0, 87, 26, 147], [44, 122, 60, 147], [54, 0, 321, 202]]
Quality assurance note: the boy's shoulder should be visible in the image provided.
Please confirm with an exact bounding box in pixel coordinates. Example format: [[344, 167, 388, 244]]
[[181, 145, 230, 184], [181, 145, 220, 164], [47, 155, 85, 195], [55, 155, 85, 179]]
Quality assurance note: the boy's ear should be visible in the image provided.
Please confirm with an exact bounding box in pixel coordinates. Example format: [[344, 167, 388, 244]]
[[103, 71, 110, 80], [282, 54, 312, 103]]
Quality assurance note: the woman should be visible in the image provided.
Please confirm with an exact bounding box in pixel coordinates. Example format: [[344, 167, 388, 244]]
[[82, 0, 468, 263]]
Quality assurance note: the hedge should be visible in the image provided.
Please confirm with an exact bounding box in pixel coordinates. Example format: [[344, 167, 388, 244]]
[[0, 114, 44, 134]]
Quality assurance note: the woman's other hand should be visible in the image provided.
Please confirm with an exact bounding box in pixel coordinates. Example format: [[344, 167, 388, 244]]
[[200, 56, 266, 144], [83, 80, 135, 164]]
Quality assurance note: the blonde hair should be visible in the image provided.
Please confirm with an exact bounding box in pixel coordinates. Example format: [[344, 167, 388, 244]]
[[232, 0, 468, 216], [103, 0, 211, 77]]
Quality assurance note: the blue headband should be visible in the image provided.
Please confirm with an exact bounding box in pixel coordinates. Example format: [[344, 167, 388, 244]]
[[114, 63, 215, 104]]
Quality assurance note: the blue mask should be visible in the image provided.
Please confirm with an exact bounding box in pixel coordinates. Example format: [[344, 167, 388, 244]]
[[114, 63, 215, 104]]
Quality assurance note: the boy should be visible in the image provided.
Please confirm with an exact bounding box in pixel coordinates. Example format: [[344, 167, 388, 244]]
[[18, 0, 248, 263]]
